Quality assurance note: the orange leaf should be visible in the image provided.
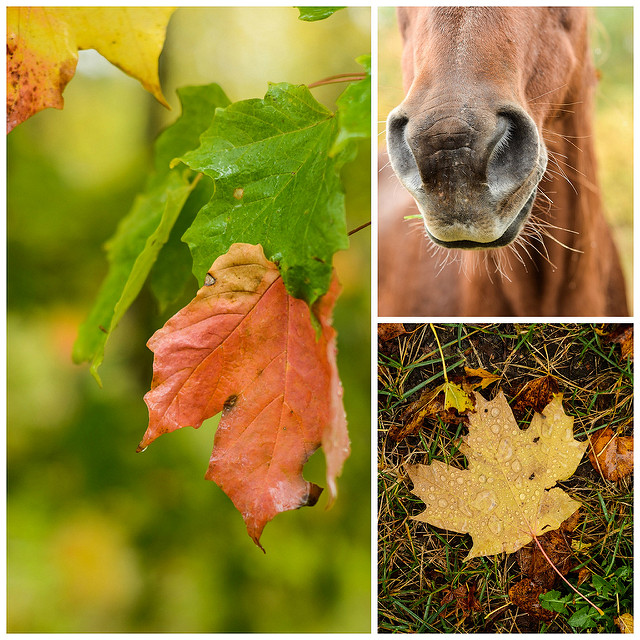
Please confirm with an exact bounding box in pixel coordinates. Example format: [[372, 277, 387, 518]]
[[588, 426, 633, 482], [138, 243, 349, 549], [7, 7, 173, 132], [464, 366, 501, 390]]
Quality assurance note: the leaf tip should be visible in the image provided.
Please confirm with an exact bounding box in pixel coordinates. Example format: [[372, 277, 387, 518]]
[[89, 363, 103, 388]]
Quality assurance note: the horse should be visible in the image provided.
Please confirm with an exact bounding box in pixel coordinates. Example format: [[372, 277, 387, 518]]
[[379, 7, 629, 317]]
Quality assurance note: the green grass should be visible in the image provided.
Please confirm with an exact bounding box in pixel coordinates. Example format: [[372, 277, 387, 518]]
[[378, 323, 633, 633]]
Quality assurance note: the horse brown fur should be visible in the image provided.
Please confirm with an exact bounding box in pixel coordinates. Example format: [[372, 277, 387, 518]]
[[379, 7, 628, 317]]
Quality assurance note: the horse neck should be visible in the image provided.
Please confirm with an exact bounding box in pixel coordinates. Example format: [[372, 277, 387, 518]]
[[460, 87, 614, 316]]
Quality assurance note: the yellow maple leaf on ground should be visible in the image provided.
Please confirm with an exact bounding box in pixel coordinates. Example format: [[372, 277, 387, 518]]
[[407, 391, 587, 560], [7, 7, 174, 132], [440, 380, 474, 412]]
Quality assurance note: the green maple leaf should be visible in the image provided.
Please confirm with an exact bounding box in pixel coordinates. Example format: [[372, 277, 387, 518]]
[[297, 7, 345, 21], [179, 82, 350, 305], [73, 84, 229, 382], [333, 55, 371, 154]]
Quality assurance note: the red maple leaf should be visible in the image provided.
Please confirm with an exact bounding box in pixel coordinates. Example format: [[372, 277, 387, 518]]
[[138, 243, 349, 549]]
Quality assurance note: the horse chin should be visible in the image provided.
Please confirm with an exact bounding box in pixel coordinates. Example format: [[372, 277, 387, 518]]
[[424, 188, 537, 250]]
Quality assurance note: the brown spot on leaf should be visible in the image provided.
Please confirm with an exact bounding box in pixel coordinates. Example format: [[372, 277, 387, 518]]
[[223, 394, 238, 412]]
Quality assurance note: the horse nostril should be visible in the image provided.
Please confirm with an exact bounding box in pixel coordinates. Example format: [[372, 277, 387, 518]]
[[487, 109, 540, 198], [387, 109, 409, 136], [386, 108, 422, 187]]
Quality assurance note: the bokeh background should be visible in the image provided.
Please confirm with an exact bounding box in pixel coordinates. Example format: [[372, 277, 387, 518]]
[[378, 7, 633, 307], [8, 7, 371, 632]]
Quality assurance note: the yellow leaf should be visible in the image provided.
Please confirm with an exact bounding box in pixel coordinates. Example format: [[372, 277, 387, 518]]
[[407, 391, 587, 559], [7, 7, 174, 132], [464, 366, 501, 390], [570, 539, 593, 553], [616, 613, 633, 633], [441, 381, 474, 413]]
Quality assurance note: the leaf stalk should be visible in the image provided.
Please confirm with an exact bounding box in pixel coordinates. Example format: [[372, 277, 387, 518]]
[[308, 72, 367, 88], [531, 533, 604, 616]]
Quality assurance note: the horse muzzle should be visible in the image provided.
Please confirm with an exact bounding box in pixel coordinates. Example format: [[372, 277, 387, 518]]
[[386, 102, 548, 248]]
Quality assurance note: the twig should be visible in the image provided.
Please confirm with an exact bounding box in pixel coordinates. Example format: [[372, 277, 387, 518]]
[[348, 220, 370, 236], [308, 72, 367, 89]]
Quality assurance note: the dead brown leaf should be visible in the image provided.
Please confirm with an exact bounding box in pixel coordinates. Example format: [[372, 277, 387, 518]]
[[603, 325, 633, 362], [577, 567, 591, 586], [512, 375, 559, 414], [441, 580, 482, 621], [378, 323, 407, 342], [588, 426, 633, 482], [516, 511, 580, 590], [390, 384, 468, 441], [508, 579, 554, 622]]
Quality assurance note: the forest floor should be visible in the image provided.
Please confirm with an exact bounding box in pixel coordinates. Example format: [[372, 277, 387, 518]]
[[377, 323, 633, 633]]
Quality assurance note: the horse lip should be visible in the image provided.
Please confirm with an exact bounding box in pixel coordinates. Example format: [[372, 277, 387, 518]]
[[426, 188, 538, 249]]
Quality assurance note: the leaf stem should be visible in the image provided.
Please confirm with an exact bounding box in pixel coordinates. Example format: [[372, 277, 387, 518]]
[[531, 533, 604, 616], [430, 323, 448, 383], [348, 220, 370, 236], [308, 72, 367, 88]]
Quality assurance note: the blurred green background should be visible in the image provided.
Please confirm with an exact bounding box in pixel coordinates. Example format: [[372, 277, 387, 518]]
[[378, 7, 633, 307], [8, 7, 371, 632]]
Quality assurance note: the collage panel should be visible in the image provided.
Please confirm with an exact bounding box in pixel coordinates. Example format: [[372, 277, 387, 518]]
[[378, 7, 632, 317], [8, 6, 371, 633], [378, 323, 633, 632]]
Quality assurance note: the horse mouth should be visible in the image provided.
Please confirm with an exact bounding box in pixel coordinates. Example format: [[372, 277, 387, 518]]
[[426, 188, 538, 249]]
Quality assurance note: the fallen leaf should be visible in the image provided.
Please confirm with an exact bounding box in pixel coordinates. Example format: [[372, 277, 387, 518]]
[[407, 391, 587, 559], [464, 367, 501, 390], [390, 387, 443, 441], [441, 580, 483, 620], [138, 243, 349, 549], [588, 426, 633, 482], [378, 323, 407, 342], [615, 613, 634, 633], [603, 325, 633, 361], [508, 579, 555, 622], [391, 381, 470, 441], [7, 7, 173, 132], [512, 375, 560, 415], [571, 540, 593, 554], [441, 380, 474, 413], [576, 567, 591, 586]]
